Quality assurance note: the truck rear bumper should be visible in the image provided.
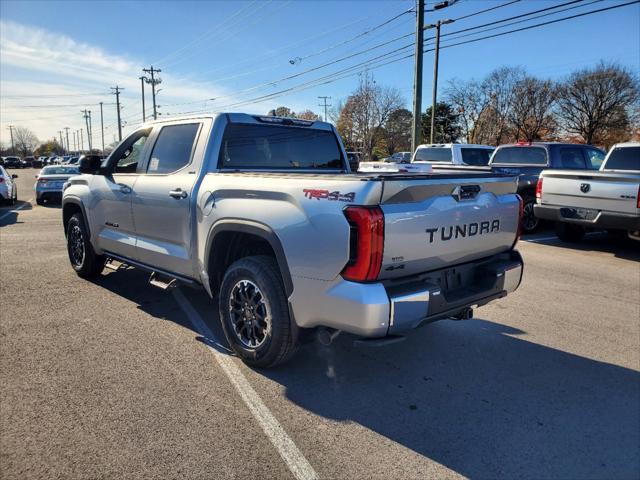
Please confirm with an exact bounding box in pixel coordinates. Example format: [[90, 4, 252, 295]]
[[534, 204, 640, 231], [289, 250, 523, 338]]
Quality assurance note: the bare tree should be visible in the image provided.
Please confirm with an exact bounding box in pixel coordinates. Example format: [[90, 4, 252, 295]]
[[509, 77, 558, 141], [446, 78, 486, 143], [12, 126, 39, 156], [556, 62, 639, 145], [340, 72, 404, 160], [383, 108, 412, 155]]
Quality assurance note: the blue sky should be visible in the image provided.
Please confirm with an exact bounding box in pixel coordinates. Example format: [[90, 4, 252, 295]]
[[1, 0, 638, 147]]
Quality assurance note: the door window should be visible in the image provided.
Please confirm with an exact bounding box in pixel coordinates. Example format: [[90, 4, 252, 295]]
[[585, 148, 605, 170], [558, 147, 587, 169], [147, 123, 200, 174], [113, 129, 151, 174]]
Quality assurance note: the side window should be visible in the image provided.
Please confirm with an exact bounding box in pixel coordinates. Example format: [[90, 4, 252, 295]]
[[113, 129, 151, 174], [585, 148, 605, 170], [558, 147, 587, 169], [147, 123, 200, 174]]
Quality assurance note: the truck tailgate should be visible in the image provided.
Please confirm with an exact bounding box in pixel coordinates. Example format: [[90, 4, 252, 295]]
[[378, 176, 520, 279], [541, 171, 640, 215]]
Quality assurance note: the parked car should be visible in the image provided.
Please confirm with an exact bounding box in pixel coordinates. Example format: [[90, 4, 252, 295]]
[[62, 113, 524, 368], [3, 156, 23, 169], [66, 157, 80, 165], [22, 156, 35, 168], [0, 166, 18, 205], [35, 165, 80, 205], [413, 144, 495, 166], [534, 142, 639, 242], [32, 157, 44, 168], [488, 142, 606, 233]]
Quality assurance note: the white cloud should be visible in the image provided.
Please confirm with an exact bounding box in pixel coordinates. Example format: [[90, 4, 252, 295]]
[[0, 19, 288, 146]]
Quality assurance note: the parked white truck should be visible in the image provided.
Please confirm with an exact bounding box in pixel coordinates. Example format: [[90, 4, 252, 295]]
[[62, 114, 524, 367], [534, 142, 640, 242], [412, 144, 495, 166]]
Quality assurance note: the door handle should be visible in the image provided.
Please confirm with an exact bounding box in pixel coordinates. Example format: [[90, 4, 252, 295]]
[[169, 188, 188, 199], [118, 184, 132, 194]]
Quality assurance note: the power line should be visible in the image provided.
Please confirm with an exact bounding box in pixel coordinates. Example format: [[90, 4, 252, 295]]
[[179, 0, 640, 114], [0, 92, 107, 99]]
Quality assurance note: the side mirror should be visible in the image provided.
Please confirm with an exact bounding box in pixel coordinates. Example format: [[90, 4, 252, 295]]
[[12, 174, 18, 179], [79, 155, 103, 175]]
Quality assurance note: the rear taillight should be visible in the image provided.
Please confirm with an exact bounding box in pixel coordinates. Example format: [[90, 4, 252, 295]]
[[37, 178, 48, 183], [637, 185, 640, 209], [513, 194, 524, 247], [535, 177, 543, 201], [341, 206, 384, 282], [0, 177, 4, 183]]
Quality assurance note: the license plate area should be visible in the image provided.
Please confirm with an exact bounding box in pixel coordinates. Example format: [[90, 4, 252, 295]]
[[560, 207, 598, 221]]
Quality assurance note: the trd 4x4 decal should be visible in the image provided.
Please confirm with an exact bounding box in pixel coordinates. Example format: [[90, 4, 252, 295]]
[[303, 189, 355, 202]]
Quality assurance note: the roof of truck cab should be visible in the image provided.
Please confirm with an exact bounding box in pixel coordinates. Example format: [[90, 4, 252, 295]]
[[416, 143, 495, 149], [139, 112, 333, 129]]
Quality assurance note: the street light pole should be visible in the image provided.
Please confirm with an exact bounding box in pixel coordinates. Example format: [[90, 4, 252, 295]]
[[139, 76, 147, 122], [411, 0, 425, 153], [426, 19, 454, 144]]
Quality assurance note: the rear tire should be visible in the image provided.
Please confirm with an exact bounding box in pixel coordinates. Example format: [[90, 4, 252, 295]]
[[218, 255, 297, 368], [36, 198, 44, 206], [555, 222, 585, 242], [66, 213, 105, 278]]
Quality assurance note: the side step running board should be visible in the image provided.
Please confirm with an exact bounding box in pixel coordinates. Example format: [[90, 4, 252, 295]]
[[104, 258, 128, 272], [149, 271, 178, 290]]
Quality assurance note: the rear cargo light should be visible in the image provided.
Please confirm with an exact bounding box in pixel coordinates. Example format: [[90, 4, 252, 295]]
[[535, 177, 543, 200], [341, 206, 384, 282]]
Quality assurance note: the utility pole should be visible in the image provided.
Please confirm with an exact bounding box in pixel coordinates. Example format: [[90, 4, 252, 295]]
[[142, 66, 162, 120], [99, 102, 105, 154], [82, 109, 93, 151], [427, 19, 454, 143], [411, 0, 425, 152], [139, 76, 147, 122], [80, 129, 84, 153], [7, 126, 15, 154], [58, 131, 65, 153], [73, 131, 77, 155], [64, 127, 70, 154], [111, 86, 124, 141], [88, 110, 93, 152], [317, 96, 332, 122]]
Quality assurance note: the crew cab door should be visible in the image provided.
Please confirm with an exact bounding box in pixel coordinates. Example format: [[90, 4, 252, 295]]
[[131, 120, 207, 277], [91, 128, 152, 259]]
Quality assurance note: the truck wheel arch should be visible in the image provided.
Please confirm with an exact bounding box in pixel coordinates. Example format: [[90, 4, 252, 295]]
[[62, 198, 90, 239], [205, 220, 294, 297]]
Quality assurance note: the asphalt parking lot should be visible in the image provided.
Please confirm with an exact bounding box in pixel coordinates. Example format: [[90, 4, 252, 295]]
[[1, 168, 639, 479]]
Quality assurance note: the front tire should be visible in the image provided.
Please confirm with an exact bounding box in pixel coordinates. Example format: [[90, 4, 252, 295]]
[[555, 222, 585, 242], [66, 213, 104, 278], [218, 256, 297, 368]]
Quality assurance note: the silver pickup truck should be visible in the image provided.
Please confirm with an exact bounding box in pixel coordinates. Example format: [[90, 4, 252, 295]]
[[62, 113, 523, 367], [534, 142, 640, 242]]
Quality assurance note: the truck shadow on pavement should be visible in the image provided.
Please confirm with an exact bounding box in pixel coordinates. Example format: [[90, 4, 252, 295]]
[[525, 232, 640, 262], [0, 200, 32, 227], [263, 319, 640, 479], [91, 269, 639, 479]]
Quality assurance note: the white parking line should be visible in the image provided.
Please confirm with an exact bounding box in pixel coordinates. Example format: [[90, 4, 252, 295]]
[[0, 198, 32, 222], [172, 288, 318, 480]]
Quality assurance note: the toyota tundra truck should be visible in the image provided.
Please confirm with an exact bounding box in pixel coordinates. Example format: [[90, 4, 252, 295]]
[[62, 113, 524, 367], [534, 142, 640, 242]]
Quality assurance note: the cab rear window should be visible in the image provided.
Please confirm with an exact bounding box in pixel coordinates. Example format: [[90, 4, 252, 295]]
[[218, 124, 344, 170], [491, 146, 547, 165], [461, 148, 493, 166], [604, 147, 640, 171], [413, 147, 452, 162]]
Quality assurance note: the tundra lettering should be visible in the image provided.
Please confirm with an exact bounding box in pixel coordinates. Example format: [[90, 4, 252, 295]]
[[426, 219, 500, 243]]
